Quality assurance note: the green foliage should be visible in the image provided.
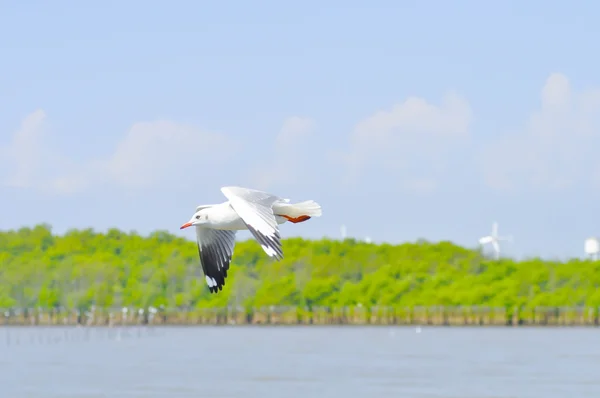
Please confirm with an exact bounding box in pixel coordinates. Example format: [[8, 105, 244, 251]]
[[0, 225, 598, 310]]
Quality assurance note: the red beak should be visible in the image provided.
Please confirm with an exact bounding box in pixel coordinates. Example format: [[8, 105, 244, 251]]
[[180, 222, 193, 230]]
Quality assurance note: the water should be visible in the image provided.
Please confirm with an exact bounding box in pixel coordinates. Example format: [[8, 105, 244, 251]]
[[2, 326, 600, 397]]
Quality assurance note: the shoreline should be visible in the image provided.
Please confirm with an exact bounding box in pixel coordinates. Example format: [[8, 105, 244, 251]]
[[3, 305, 599, 327]]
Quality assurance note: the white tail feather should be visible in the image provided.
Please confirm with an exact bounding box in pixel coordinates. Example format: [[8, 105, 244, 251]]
[[273, 200, 322, 218]]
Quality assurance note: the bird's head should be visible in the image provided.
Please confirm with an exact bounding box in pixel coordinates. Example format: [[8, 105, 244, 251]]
[[180, 210, 209, 229]]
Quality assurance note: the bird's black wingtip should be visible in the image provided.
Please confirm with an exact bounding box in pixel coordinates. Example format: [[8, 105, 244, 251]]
[[208, 283, 225, 294]]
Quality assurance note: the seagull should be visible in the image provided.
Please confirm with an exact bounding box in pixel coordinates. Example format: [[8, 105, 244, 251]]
[[180, 186, 322, 293]]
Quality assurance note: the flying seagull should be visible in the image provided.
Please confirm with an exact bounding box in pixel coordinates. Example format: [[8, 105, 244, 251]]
[[180, 186, 322, 293]]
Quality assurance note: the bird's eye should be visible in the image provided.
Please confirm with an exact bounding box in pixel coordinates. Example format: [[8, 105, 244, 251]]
[[195, 215, 200, 219]]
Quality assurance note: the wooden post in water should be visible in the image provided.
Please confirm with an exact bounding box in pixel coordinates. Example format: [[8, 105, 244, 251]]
[[7, 304, 600, 327]]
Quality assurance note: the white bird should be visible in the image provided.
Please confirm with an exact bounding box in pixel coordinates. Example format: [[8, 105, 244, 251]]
[[180, 186, 322, 293]]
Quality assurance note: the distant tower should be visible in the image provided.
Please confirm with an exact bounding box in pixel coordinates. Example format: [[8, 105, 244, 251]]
[[584, 237, 600, 260], [340, 225, 347, 240]]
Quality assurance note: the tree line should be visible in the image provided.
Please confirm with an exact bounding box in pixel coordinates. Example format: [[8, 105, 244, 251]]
[[1, 224, 598, 311]]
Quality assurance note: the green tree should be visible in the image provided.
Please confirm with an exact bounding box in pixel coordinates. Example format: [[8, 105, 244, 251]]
[[0, 224, 598, 310]]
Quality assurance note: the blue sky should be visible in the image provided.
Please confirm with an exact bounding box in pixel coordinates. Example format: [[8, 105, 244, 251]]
[[2, 1, 600, 260]]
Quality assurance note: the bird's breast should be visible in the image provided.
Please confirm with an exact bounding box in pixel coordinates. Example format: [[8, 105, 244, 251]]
[[207, 203, 248, 230]]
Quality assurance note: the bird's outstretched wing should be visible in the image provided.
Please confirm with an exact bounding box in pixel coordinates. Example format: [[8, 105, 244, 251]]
[[220, 186, 284, 260], [195, 226, 237, 293]]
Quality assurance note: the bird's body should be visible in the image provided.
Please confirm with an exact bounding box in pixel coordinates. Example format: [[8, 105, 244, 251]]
[[197, 201, 291, 231], [180, 186, 322, 293]]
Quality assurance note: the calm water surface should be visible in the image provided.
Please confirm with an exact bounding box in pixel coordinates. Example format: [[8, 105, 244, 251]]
[[1, 326, 600, 397]]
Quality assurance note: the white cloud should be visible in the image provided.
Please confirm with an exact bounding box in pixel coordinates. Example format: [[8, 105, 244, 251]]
[[101, 120, 239, 189], [336, 92, 473, 190], [0, 109, 77, 194], [482, 73, 600, 192], [2, 109, 48, 188], [250, 116, 317, 190], [1, 113, 239, 194]]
